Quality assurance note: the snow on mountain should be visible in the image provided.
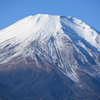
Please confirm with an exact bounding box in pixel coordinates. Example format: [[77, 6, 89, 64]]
[[61, 16, 100, 51], [0, 14, 100, 82]]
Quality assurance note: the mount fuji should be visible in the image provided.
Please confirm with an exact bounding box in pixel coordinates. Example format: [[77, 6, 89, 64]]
[[0, 14, 100, 100]]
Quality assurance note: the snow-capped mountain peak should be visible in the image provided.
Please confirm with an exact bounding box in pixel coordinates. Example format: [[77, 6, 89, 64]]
[[0, 14, 100, 82]]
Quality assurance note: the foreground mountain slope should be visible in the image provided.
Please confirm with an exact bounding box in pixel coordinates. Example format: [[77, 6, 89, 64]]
[[0, 14, 100, 100], [0, 54, 100, 100]]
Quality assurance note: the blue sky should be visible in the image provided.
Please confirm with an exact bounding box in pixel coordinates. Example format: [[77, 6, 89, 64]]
[[0, 0, 100, 31]]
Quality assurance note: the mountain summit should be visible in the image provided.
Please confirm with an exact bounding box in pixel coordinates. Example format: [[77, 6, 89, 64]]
[[0, 14, 100, 100]]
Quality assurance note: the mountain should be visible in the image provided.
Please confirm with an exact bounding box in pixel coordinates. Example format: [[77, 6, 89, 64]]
[[0, 14, 100, 100]]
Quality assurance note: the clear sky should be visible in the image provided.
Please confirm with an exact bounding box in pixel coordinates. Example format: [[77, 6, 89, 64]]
[[0, 0, 100, 32]]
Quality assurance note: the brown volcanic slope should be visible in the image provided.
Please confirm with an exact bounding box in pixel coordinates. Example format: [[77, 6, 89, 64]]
[[0, 54, 100, 100]]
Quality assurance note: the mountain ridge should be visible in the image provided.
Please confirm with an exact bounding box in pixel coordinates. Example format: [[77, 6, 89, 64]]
[[0, 14, 100, 100], [0, 14, 100, 83]]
